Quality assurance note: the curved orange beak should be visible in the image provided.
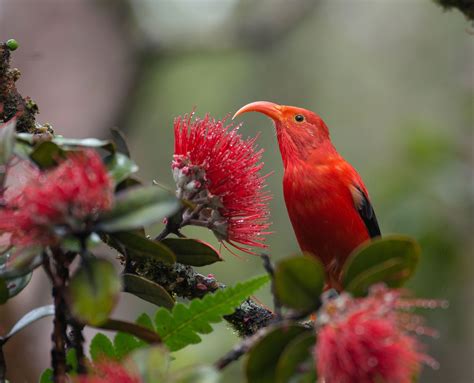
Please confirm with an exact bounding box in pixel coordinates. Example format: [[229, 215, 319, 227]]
[[233, 101, 283, 121]]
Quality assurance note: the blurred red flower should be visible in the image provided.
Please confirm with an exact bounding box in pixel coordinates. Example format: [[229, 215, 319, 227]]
[[0, 149, 113, 247], [172, 113, 270, 253], [315, 285, 440, 383], [75, 360, 141, 383]]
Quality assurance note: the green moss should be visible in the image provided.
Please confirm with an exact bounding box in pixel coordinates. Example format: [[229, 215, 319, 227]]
[[0, 42, 38, 132]]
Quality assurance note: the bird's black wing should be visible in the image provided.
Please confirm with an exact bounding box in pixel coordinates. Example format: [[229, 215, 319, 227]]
[[352, 185, 381, 238]]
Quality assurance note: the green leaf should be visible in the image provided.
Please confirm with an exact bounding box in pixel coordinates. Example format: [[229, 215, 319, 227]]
[[246, 325, 309, 383], [14, 140, 33, 158], [52, 136, 114, 152], [105, 152, 139, 184], [39, 368, 53, 383], [2, 272, 32, 301], [112, 231, 175, 264], [136, 313, 155, 331], [5, 305, 54, 340], [342, 235, 421, 297], [161, 238, 222, 267], [30, 141, 64, 168], [123, 274, 175, 309], [275, 332, 317, 383], [0, 118, 16, 164], [126, 346, 220, 383], [95, 314, 158, 360], [155, 274, 269, 351], [172, 366, 220, 383], [16, 132, 35, 144], [62, 233, 102, 253], [68, 259, 121, 325], [90, 333, 116, 361], [3, 246, 43, 278], [97, 186, 180, 233], [114, 331, 143, 360], [274, 255, 325, 312], [126, 346, 171, 383], [66, 348, 79, 374], [8, 272, 33, 297]]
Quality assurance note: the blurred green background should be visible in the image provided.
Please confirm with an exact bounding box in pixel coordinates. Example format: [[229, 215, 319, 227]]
[[1, 0, 472, 382]]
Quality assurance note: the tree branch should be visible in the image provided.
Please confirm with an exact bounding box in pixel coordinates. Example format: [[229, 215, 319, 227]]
[[0, 41, 39, 133], [214, 324, 270, 371], [68, 321, 86, 375], [0, 344, 6, 383], [261, 254, 282, 320], [43, 251, 68, 383], [132, 257, 274, 337]]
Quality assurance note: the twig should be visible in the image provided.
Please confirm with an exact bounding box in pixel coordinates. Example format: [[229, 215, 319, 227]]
[[155, 207, 186, 241], [155, 227, 171, 241], [51, 287, 67, 382], [155, 204, 202, 241], [96, 319, 161, 344], [67, 237, 88, 374], [0, 344, 6, 383], [68, 321, 86, 375], [261, 254, 282, 320], [43, 251, 68, 383], [215, 322, 286, 370]]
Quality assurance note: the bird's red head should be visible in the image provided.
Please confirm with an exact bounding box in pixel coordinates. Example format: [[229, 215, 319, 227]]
[[233, 101, 331, 165]]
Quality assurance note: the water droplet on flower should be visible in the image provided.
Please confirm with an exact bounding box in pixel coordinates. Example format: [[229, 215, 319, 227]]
[[367, 357, 378, 368], [440, 300, 449, 309], [415, 326, 425, 335], [425, 358, 440, 370]]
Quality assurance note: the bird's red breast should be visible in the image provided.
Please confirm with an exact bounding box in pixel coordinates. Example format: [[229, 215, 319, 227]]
[[283, 148, 371, 287], [234, 101, 380, 289]]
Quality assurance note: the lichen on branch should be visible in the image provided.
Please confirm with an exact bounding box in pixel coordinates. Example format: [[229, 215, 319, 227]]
[[0, 41, 39, 133], [132, 256, 274, 337]]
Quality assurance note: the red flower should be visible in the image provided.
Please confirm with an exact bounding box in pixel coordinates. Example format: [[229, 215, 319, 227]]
[[0, 150, 113, 247], [75, 360, 141, 383], [172, 113, 270, 253], [315, 285, 441, 383]]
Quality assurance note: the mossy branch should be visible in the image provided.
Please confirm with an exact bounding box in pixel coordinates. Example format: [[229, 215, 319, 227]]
[[0, 41, 39, 133], [133, 258, 275, 338]]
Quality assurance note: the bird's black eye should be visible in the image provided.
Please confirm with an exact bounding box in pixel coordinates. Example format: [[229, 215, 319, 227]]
[[294, 114, 305, 122]]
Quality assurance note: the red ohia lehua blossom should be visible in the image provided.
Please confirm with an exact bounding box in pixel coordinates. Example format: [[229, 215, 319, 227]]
[[315, 284, 443, 383], [0, 149, 113, 247], [75, 360, 141, 383], [172, 113, 270, 254]]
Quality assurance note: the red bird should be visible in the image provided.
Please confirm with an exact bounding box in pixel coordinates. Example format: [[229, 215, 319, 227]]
[[234, 101, 380, 289]]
